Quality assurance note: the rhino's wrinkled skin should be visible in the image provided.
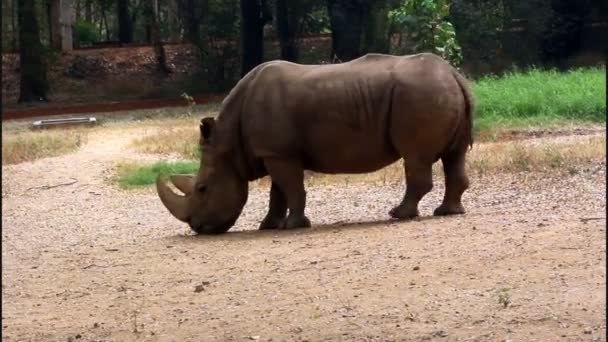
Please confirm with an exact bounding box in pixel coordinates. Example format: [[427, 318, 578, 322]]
[[157, 53, 474, 234]]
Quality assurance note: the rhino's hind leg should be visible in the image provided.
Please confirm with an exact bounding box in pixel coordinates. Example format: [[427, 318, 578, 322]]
[[259, 183, 288, 229], [390, 158, 433, 220], [263, 158, 312, 229], [434, 147, 469, 216]]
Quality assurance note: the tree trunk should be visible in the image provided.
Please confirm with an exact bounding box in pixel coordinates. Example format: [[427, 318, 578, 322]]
[[85, 0, 92, 21], [49, 0, 74, 51], [327, 0, 366, 62], [167, 0, 181, 42], [18, 0, 49, 102], [49, 0, 60, 49], [182, 0, 201, 46], [102, 3, 110, 41], [362, 0, 390, 54], [118, 0, 133, 43], [275, 0, 299, 61], [75, 0, 81, 20], [145, 0, 172, 75], [240, 0, 271, 76], [541, 0, 592, 68], [11, 0, 19, 51]]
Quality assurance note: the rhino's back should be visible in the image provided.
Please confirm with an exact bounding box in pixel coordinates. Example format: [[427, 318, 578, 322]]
[[241, 53, 463, 173]]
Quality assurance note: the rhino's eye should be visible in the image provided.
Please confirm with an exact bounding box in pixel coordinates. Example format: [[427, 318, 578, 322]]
[[196, 184, 207, 193]]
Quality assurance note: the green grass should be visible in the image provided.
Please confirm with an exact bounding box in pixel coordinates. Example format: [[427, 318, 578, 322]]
[[116, 160, 199, 189], [473, 66, 606, 134]]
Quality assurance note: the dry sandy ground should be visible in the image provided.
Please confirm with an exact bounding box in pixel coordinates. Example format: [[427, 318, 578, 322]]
[[2, 125, 606, 342]]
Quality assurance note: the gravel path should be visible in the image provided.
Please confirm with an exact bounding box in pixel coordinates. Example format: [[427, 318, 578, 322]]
[[2, 126, 606, 341]]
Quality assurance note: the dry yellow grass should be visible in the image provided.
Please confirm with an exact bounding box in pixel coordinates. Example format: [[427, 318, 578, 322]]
[[129, 125, 201, 159], [117, 121, 606, 190], [119, 128, 606, 187], [2, 129, 89, 165], [467, 135, 605, 176], [254, 134, 606, 187]]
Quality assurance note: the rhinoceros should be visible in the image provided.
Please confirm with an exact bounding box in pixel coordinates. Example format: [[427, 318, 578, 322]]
[[156, 52, 474, 234]]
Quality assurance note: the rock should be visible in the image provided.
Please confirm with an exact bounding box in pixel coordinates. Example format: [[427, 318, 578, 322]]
[[432, 329, 449, 337]]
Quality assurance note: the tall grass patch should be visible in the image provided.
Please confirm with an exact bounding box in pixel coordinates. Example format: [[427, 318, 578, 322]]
[[473, 67, 606, 133], [130, 126, 201, 159], [2, 129, 88, 165], [116, 134, 605, 189], [115, 160, 199, 188], [467, 135, 605, 176]]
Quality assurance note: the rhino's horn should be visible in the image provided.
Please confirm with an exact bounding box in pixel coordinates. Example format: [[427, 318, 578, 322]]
[[170, 174, 195, 196], [156, 175, 189, 222]]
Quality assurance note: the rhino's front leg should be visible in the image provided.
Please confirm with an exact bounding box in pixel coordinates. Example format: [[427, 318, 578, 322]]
[[263, 158, 312, 229], [259, 182, 287, 229]]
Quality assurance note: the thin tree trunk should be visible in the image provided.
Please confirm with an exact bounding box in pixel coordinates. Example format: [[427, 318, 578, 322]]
[[240, 0, 271, 76], [327, 0, 366, 62], [117, 0, 133, 43], [85, 0, 92, 21], [167, 0, 181, 42], [76, 0, 81, 21], [12, 0, 19, 51], [362, 0, 390, 54], [102, 5, 110, 41], [183, 0, 200, 46], [18, 0, 49, 102], [48, 0, 57, 48], [275, 0, 299, 61], [145, 0, 172, 74]]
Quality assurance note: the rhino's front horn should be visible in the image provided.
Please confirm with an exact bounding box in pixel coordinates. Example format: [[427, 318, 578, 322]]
[[170, 174, 195, 195], [156, 175, 190, 222]]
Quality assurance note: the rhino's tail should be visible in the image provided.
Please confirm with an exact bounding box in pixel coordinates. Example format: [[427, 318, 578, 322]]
[[452, 69, 475, 150]]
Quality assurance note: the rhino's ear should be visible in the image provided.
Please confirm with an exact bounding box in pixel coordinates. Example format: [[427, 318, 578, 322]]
[[200, 117, 215, 144]]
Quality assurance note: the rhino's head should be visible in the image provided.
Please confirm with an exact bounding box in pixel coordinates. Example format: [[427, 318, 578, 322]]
[[156, 117, 248, 234]]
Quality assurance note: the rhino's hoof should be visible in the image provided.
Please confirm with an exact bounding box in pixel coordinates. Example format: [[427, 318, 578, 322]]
[[389, 206, 419, 220], [283, 215, 311, 229], [433, 203, 466, 216], [259, 216, 284, 230]]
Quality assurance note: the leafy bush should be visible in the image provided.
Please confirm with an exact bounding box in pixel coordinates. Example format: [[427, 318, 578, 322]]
[[449, 0, 507, 73], [73, 20, 99, 47], [389, 0, 462, 65]]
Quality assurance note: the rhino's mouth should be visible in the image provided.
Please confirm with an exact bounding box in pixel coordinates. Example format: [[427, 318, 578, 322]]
[[157, 175, 237, 234], [190, 221, 234, 235]]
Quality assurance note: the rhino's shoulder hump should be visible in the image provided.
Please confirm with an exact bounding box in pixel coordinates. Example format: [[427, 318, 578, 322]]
[[252, 61, 311, 85]]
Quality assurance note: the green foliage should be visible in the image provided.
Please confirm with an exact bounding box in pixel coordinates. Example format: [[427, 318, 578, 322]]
[[117, 161, 200, 188], [73, 20, 100, 47], [388, 0, 462, 65], [208, 0, 240, 39], [473, 67, 606, 131], [300, 2, 331, 34], [195, 0, 241, 92], [449, 0, 507, 71]]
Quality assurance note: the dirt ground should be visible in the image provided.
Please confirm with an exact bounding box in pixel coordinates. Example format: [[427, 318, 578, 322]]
[[2, 123, 606, 341]]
